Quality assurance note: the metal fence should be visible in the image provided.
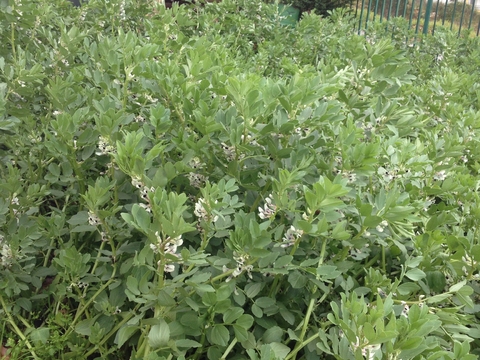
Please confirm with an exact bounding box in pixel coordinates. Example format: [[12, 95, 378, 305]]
[[355, 0, 480, 36]]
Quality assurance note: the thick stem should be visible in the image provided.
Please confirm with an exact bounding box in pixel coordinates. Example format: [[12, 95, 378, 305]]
[[220, 338, 238, 359], [0, 295, 39, 360]]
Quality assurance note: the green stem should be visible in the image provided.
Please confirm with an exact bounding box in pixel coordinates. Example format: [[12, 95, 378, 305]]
[[0, 295, 39, 360], [90, 239, 106, 275], [286, 238, 329, 359], [285, 333, 320, 360], [192, 331, 207, 360], [66, 266, 117, 338], [11, 23, 16, 61], [221, 338, 238, 359], [84, 307, 139, 358]]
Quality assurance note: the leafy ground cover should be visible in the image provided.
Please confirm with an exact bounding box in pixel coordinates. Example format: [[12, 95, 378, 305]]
[[1, 0, 480, 358]]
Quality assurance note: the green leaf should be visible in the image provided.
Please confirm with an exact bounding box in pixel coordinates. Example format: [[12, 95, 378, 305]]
[[223, 307, 244, 324], [262, 326, 283, 343], [426, 293, 452, 304], [126, 276, 140, 296], [148, 320, 170, 349], [405, 269, 426, 281], [209, 324, 229, 347], [245, 282, 263, 298], [317, 265, 341, 279], [255, 297, 276, 308], [115, 325, 138, 348], [29, 328, 50, 345], [449, 280, 467, 293], [176, 339, 202, 348], [75, 318, 96, 336], [288, 270, 307, 289], [396, 282, 420, 295], [236, 314, 254, 329]]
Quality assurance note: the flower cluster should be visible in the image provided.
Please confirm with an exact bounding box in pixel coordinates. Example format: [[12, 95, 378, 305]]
[[150, 232, 183, 273], [348, 335, 381, 360], [224, 253, 253, 282], [96, 136, 115, 156], [88, 211, 101, 226], [258, 194, 276, 220], [433, 170, 447, 181], [0, 235, 13, 268], [375, 220, 388, 233], [194, 198, 218, 223], [187, 158, 207, 188], [281, 226, 303, 248], [221, 143, 236, 162]]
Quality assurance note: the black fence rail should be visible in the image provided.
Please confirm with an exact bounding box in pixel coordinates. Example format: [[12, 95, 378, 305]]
[[354, 0, 480, 36]]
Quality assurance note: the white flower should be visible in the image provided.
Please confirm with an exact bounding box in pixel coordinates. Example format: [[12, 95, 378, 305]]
[[140, 186, 155, 202], [88, 211, 101, 226], [225, 253, 253, 282], [134, 115, 145, 123], [164, 236, 183, 255], [131, 176, 143, 189], [138, 203, 152, 213], [376, 220, 388, 233], [150, 243, 160, 254], [433, 170, 447, 181], [362, 344, 381, 360], [281, 226, 303, 248], [258, 195, 276, 220], [1, 243, 13, 268], [221, 143, 236, 162], [400, 302, 409, 318], [187, 173, 206, 188], [164, 264, 175, 273], [194, 198, 218, 223], [96, 136, 115, 156]]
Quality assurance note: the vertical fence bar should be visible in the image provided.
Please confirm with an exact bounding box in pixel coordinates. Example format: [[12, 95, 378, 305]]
[[458, 0, 467, 35], [409, 0, 416, 30], [380, 0, 386, 21], [442, 0, 449, 25], [366, 0, 373, 29], [432, 0, 441, 34], [395, 0, 402, 16], [477, 15, 480, 35], [468, 0, 476, 30], [402, 0, 409, 17], [387, 0, 393, 20], [450, 0, 458, 31], [358, 0, 367, 33], [373, 0, 380, 21], [423, 0, 434, 33], [415, 0, 425, 33]]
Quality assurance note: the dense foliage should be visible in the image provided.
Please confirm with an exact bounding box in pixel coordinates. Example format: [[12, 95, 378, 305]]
[[1, 0, 480, 358]]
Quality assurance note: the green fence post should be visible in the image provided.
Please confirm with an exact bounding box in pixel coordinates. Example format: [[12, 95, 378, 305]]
[[415, 0, 425, 33], [380, 0, 386, 21], [374, 0, 380, 21], [408, 0, 416, 30], [366, 0, 373, 29], [358, 0, 367, 33], [395, 0, 402, 17], [442, 0, 448, 25], [467, 0, 476, 31], [387, 0, 393, 20], [423, 0, 434, 34], [458, 0, 467, 35], [450, 0, 458, 31], [432, 0, 441, 34], [402, 0, 408, 17]]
